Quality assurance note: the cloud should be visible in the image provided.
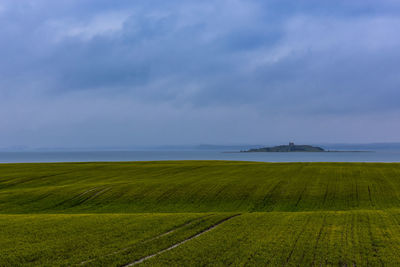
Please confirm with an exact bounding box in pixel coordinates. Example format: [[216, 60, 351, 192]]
[[0, 0, 400, 147], [49, 11, 131, 41]]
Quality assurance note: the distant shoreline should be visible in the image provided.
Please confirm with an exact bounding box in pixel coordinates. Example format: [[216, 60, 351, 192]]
[[226, 150, 374, 153]]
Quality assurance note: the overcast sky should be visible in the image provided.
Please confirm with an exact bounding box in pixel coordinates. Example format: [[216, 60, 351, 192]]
[[1, 0, 400, 148]]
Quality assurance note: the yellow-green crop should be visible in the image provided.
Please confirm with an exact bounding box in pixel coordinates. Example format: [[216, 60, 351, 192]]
[[1, 161, 400, 266]]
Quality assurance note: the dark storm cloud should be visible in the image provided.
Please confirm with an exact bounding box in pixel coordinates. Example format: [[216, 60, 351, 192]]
[[1, 0, 400, 147]]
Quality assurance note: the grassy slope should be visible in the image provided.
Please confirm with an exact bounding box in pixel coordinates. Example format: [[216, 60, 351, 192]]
[[1, 161, 400, 266], [1, 161, 400, 213]]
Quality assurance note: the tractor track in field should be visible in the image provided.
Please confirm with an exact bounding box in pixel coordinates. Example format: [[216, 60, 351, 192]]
[[78, 214, 214, 265], [122, 214, 241, 266], [53, 186, 112, 208], [142, 214, 214, 244]]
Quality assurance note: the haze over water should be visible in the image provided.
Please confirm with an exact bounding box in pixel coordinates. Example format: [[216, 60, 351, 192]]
[[1, 150, 400, 163]]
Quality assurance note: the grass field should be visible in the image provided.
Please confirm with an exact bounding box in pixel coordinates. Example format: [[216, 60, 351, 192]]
[[1, 161, 400, 266]]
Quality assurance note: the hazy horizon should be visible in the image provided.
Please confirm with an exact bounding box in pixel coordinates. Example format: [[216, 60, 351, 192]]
[[3, 142, 400, 152], [1, 0, 400, 147]]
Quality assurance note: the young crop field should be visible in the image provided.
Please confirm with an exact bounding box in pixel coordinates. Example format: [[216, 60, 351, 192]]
[[0, 213, 234, 266], [1, 161, 400, 266], [141, 210, 400, 266]]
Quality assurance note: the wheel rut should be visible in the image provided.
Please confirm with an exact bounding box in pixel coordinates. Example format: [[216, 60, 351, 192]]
[[122, 214, 241, 266], [78, 214, 214, 265]]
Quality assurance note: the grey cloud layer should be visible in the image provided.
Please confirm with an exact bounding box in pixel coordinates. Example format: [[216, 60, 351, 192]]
[[1, 0, 399, 146]]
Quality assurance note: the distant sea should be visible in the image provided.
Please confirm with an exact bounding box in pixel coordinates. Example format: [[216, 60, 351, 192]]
[[1, 150, 400, 163]]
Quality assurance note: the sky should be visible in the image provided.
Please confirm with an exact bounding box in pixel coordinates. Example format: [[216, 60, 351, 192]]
[[1, 0, 400, 148]]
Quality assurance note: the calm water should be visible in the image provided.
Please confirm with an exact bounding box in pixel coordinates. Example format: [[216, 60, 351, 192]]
[[1, 150, 400, 163]]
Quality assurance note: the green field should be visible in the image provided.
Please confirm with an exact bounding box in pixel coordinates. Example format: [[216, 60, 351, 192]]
[[1, 161, 400, 266]]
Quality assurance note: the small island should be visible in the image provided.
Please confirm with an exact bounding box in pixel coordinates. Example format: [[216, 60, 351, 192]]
[[243, 142, 325, 152]]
